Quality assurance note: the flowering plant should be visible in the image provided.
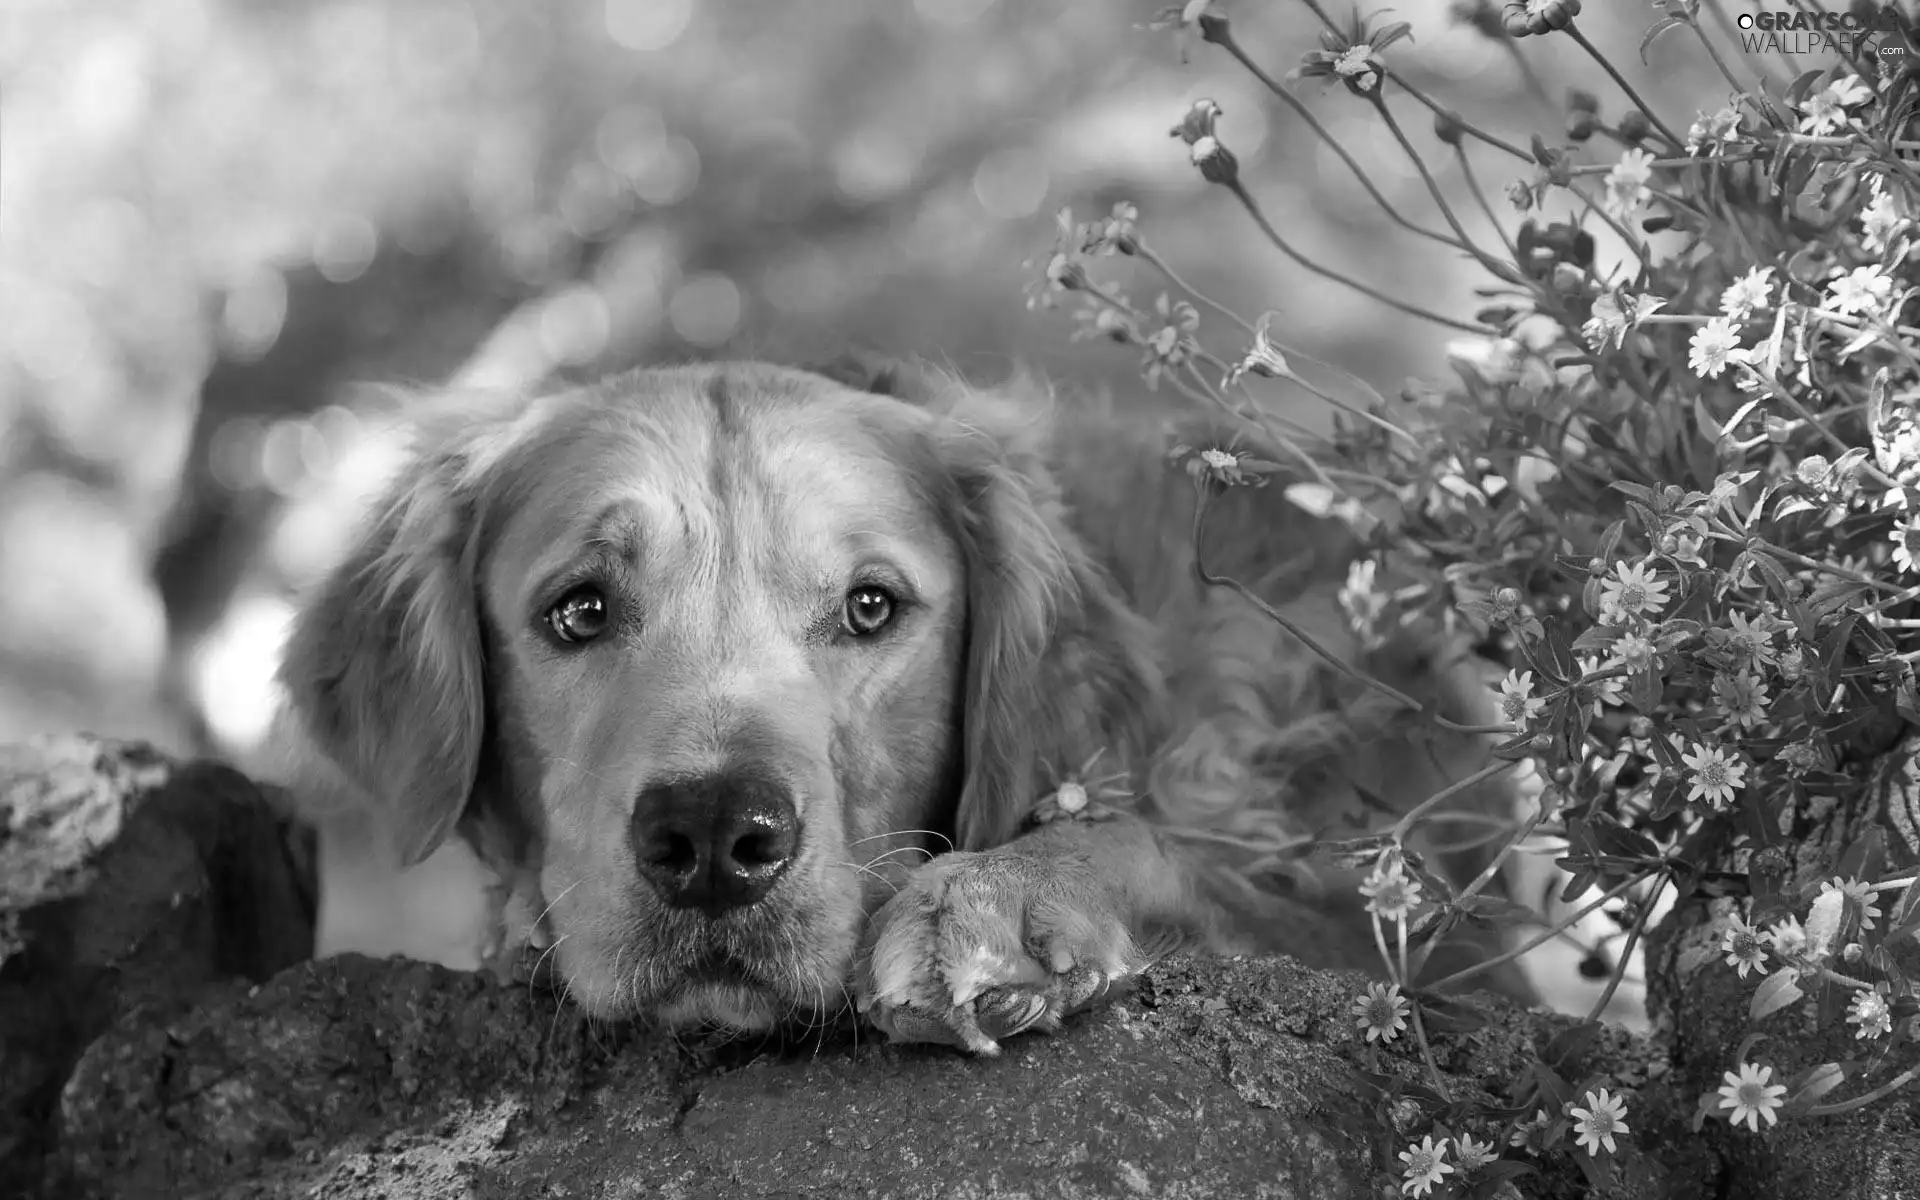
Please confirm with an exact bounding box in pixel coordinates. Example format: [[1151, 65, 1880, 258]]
[[1037, 0, 1920, 1193]]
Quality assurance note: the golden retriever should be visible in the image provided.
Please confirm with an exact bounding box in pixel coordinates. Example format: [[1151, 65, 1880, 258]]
[[274, 359, 1508, 1053]]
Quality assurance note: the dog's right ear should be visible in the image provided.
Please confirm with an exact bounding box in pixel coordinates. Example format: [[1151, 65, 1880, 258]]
[[276, 423, 490, 869]]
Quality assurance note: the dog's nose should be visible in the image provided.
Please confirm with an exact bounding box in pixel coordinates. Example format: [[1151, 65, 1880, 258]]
[[630, 773, 801, 916]]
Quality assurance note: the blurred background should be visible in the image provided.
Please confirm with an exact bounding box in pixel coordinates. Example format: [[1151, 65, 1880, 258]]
[[3, 0, 1745, 1015]]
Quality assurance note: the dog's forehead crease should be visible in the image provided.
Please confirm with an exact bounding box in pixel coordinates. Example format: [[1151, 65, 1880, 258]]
[[500, 368, 943, 597]]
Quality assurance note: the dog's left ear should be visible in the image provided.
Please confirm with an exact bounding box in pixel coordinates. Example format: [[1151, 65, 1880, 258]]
[[921, 376, 1165, 850], [805, 350, 943, 405]]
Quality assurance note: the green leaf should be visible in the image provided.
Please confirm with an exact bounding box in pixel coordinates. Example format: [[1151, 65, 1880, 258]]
[[1629, 665, 1662, 714], [1782, 1062, 1848, 1115], [1454, 894, 1541, 928], [1572, 624, 1625, 653], [1370, 20, 1414, 51], [1608, 480, 1661, 507], [1750, 971, 1805, 1021], [1834, 827, 1884, 885], [1410, 991, 1489, 1034], [1595, 517, 1626, 563], [1543, 1019, 1603, 1071], [1889, 872, 1920, 941], [1640, 14, 1687, 63], [1316, 833, 1399, 871]]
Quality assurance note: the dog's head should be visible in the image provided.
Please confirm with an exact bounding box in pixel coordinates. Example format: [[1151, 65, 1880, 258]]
[[277, 362, 1157, 1029]]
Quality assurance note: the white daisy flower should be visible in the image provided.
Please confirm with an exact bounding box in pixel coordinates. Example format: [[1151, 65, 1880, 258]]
[[1717, 1062, 1788, 1132], [1721, 913, 1770, 978], [1352, 982, 1411, 1044], [1600, 561, 1670, 618], [1398, 1135, 1454, 1197], [1720, 267, 1775, 321], [1569, 1088, 1630, 1156], [1797, 75, 1874, 137], [1846, 989, 1893, 1040], [1681, 742, 1747, 809], [1824, 264, 1894, 316], [1689, 317, 1744, 378], [1604, 148, 1656, 220], [1360, 860, 1424, 922]]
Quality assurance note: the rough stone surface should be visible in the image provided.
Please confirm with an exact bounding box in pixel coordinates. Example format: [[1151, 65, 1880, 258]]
[[0, 735, 317, 1195], [46, 950, 1721, 1200]]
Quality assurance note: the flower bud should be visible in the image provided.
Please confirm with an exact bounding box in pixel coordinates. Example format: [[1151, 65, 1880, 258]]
[[1196, 5, 1229, 43], [1618, 110, 1652, 143], [1045, 253, 1088, 293], [1190, 136, 1239, 185], [1092, 307, 1131, 342], [1567, 111, 1597, 142], [1434, 109, 1466, 146], [1567, 88, 1601, 115], [1778, 646, 1805, 681], [1843, 942, 1866, 965], [1504, 0, 1581, 36], [1171, 98, 1223, 145]]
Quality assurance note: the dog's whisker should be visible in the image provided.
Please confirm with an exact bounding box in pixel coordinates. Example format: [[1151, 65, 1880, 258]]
[[531, 879, 582, 932], [528, 933, 570, 1004], [835, 859, 905, 898], [849, 829, 954, 853]]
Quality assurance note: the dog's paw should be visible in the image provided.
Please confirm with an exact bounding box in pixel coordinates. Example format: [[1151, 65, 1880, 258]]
[[854, 850, 1183, 1055]]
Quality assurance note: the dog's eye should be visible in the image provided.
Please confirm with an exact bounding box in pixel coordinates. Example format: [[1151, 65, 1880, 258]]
[[548, 587, 610, 644], [842, 585, 896, 637]]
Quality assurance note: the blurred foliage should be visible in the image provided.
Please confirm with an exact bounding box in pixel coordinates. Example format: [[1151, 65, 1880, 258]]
[[0, 0, 1699, 751]]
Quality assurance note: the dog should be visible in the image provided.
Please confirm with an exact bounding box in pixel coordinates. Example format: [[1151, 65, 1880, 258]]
[[270, 358, 1514, 1053]]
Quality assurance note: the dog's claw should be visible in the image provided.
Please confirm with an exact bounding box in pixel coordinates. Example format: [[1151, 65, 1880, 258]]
[[975, 987, 1051, 1040]]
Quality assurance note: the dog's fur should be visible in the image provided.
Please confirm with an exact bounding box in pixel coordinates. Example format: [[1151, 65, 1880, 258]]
[[272, 360, 1511, 1052]]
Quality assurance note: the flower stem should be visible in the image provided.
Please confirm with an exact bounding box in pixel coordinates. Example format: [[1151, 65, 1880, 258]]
[[1191, 498, 1498, 738], [1563, 21, 1686, 150], [1223, 180, 1489, 335], [1207, 26, 1469, 251], [1372, 92, 1505, 274], [1565, 153, 1762, 176], [1805, 1066, 1919, 1117], [1688, 17, 1756, 94], [1454, 145, 1522, 262], [1390, 760, 1520, 844], [1408, 790, 1551, 979], [1390, 74, 1535, 161], [1425, 872, 1647, 993], [1373, 909, 1401, 986], [1135, 244, 1257, 337], [1408, 997, 1455, 1103], [1584, 873, 1664, 1023]]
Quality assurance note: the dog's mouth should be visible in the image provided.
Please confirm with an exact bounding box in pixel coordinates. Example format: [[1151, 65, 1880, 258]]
[[653, 950, 839, 1033]]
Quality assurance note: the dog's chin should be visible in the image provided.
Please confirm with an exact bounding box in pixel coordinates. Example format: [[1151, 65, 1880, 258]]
[[558, 942, 854, 1034], [655, 980, 788, 1032]]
